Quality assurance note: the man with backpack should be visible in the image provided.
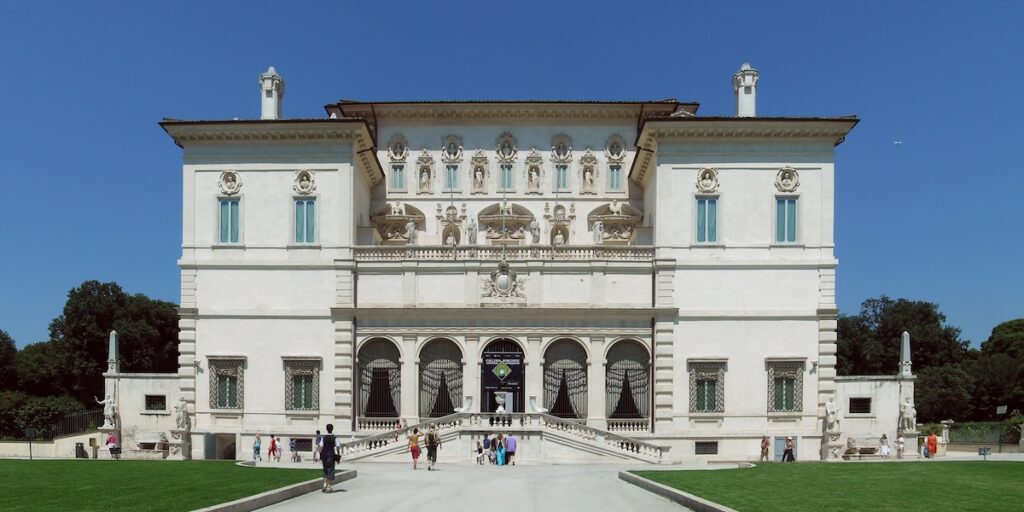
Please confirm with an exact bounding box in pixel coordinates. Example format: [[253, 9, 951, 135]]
[[426, 426, 442, 471], [318, 424, 341, 492]]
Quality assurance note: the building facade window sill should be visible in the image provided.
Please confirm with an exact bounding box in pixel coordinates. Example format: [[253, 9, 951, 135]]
[[140, 411, 170, 416]]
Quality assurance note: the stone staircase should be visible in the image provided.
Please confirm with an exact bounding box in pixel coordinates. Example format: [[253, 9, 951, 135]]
[[341, 413, 663, 464]]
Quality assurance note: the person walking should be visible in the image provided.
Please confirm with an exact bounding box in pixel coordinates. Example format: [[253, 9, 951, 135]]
[[759, 435, 770, 462], [313, 429, 322, 462], [495, 433, 506, 466], [408, 428, 422, 470], [318, 423, 341, 493], [896, 435, 906, 460], [426, 426, 442, 471], [268, 434, 278, 462], [289, 437, 299, 462], [106, 432, 120, 461], [879, 434, 891, 461], [476, 441, 485, 465], [782, 436, 796, 462], [488, 433, 497, 464], [252, 433, 262, 462], [275, 435, 283, 462], [926, 432, 938, 459], [505, 433, 517, 466]]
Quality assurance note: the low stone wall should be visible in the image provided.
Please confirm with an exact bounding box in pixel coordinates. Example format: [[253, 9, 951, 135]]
[[947, 442, 1021, 454], [194, 468, 356, 512], [0, 432, 103, 459]]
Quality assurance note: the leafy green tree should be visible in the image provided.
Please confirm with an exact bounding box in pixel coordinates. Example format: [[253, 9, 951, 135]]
[[981, 319, 1024, 361], [837, 296, 969, 375], [0, 330, 16, 391], [48, 281, 179, 403], [14, 341, 62, 396], [964, 353, 1023, 419], [915, 365, 975, 422]]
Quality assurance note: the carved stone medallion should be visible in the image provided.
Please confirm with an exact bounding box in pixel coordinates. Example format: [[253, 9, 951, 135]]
[[775, 166, 800, 192], [293, 169, 316, 195], [219, 170, 242, 195], [696, 168, 719, 193]]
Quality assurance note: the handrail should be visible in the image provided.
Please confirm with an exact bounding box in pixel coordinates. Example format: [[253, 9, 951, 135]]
[[341, 413, 464, 458], [353, 245, 655, 262]]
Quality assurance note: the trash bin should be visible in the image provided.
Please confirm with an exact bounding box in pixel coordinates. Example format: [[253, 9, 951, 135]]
[[75, 442, 87, 459]]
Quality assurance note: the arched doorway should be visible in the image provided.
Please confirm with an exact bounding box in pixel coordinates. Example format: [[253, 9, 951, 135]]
[[543, 339, 588, 419], [606, 339, 650, 419], [481, 338, 525, 413], [419, 338, 463, 418], [357, 338, 401, 418]]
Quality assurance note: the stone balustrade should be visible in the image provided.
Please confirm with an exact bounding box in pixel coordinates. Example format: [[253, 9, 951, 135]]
[[353, 245, 655, 262], [356, 417, 404, 432], [606, 418, 650, 433], [344, 412, 662, 463]]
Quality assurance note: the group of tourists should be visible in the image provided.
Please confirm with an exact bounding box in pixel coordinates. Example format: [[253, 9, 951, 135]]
[[758, 431, 940, 462], [477, 432, 517, 466], [758, 435, 797, 462], [251, 433, 286, 462], [407, 426, 443, 470]]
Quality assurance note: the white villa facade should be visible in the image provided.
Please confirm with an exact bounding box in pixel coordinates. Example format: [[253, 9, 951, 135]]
[[99, 64, 925, 464]]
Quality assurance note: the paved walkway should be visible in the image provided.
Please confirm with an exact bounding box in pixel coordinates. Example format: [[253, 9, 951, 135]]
[[260, 462, 688, 512]]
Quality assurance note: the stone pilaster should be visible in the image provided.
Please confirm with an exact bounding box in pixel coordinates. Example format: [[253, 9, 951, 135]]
[[400, 335, 418, 420], [177, 268, 198, 409], [653, 258, 676, 433], [464, 335, 480, 412], [587, 335, 607, 430], [526, 335, 543, 413], [818, 267, 840, 460], [332, 319, 355, 431]]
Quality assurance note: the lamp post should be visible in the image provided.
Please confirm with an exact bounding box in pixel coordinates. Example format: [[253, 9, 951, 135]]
[[25, 427, 35, 460], [997, 405, 1007, 453]]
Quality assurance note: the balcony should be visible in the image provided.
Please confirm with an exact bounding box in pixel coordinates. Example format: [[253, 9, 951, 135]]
[[353, 245, 655, 262]]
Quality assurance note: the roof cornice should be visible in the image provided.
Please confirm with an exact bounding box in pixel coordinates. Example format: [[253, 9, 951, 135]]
[[629, 117, 859, 185], [326, 101, 698, 122], [160, 119, 384, 186]]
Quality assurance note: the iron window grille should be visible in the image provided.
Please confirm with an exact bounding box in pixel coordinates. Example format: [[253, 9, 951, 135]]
[[688, 361, 726, 413], [767, 361, 804, 412], [849, 397, 872, 414], [209, 358, 244, 410], [285, 359, 320, 411], [695, 441, 719, 455], [145, 395, 166, 411]]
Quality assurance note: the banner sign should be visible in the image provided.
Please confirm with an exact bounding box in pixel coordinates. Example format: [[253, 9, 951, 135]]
[[482, 351, 524, 391]]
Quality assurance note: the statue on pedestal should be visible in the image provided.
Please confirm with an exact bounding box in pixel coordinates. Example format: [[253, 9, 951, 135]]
[[95, 394, 117, 428], [405, 220, 417, 244], [592, 221, 604, 245], [174, 396, 190, 431], [530, 221, 540, 244], [825, 398, 842, 435], [900, 397, 917, 432]]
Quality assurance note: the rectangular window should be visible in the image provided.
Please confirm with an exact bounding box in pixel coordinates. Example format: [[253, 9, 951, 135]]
[[609, 165, 622, 190], [500, 164, 513, 190], [294, 199, 316, 243], [445, 165, 459, 190], [694, 441, 719, 455], [391, 165, 405, 189], [292, 375, 314, 409], [849, 397, 872, 414], [767, 361, 803, 413], [144, 395, 166, 411], [694, 379, 717, 412], [696, 197, 718, 243], [216, 374, 238, 408], [284, 359, 320, 411], [775, 198, 797, 243], [688, 361, 726, 413], [555, 164, 568, 189], [209, 359, 244, 410], [218, 198, 240, 244]]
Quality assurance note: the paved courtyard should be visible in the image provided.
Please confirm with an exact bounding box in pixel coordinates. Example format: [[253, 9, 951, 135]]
[[260, 462, 687, 512]]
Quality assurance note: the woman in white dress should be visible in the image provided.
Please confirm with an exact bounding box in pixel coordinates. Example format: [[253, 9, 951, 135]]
[[879, 433, 891, 460]]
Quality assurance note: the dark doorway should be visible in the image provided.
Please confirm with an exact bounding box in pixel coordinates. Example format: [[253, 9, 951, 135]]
[[481, 338, 525, 413]]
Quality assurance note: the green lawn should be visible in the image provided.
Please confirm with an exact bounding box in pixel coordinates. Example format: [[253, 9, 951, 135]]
[[634, 462, 1024, 512], [0, 460, 322, 512]]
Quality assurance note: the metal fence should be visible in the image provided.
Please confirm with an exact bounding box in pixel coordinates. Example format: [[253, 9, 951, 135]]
[[948, 422, 1020, 444], [0, 409, 104, 441]]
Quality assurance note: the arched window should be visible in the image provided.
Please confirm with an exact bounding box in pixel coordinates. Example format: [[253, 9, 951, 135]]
[[543, 339, 588, 419], [357, 338, 401, 418], [606, 340, 650, 419], [419, 339, 463, 417]]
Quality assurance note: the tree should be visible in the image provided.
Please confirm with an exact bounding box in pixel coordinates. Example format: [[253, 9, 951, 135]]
[[0, 330, 16, 391], [981, 319, 1024, 361], [48, 281, 179, 403], [963, 353, 1024, 419], [915, 365, 974, 422], [14, 342, 61, 397], [837, 296, 969, 375]]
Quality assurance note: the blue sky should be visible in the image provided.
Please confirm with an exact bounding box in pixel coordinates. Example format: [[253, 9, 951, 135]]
[[1, 1, 1021, 348]]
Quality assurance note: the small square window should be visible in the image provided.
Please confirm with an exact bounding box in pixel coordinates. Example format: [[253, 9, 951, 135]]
[[849, 397, 872, 414], [145, 395, 166, 411], [695, 441, 719, 455]]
